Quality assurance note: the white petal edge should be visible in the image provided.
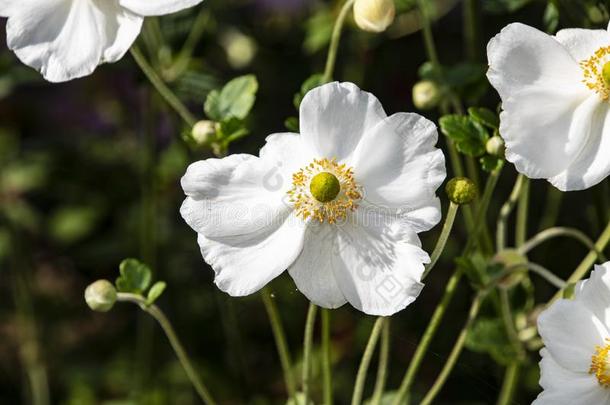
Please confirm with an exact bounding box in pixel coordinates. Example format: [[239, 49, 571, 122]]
[[555, 28, 610, 62], [288, 223, 347, 309], [119, 0, 203, 16], [537, 299, 609, 372], [331, 207, 427, 316], [299, 82, 387, 163], [197, 209, 306, 297], [575, 262, 610, 327]]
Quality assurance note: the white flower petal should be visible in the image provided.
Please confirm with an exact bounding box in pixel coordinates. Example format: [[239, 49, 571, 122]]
[[288, 223, 347, 309], [538, 348, 593, 391], [197, 210, 306, 297], [537, 299, 608, 372], [351, 112, 445, 232], [548, 99, 610, 191], [259, 132, 314, 184], [330, 207, 427, 316], [6, 0, 142, 82], [555, 28, 610, 62], [181, 154, 288, 238], [575, 262, 610, 327], [299, 82, 386, 162], [488, 23, 593, 181], [0, 0, 13, 17], [118, 0, 203, 16]]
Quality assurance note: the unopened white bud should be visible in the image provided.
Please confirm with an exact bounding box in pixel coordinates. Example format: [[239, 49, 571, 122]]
[[85, 280, 117, 312], [412, 80, 441, 110], [191, 120, 217, 146], [486, 135, 505, 157], [354, 0, 395, 33]]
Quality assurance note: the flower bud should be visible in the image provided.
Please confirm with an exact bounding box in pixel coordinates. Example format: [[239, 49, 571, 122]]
[[493, 249, 528, 288], [191, 120, 218, 146], [445, 177, 477, 205], [412, 80, 441, 110], [486, 135, 505, 157], [85, 280, 117, 312], [354, 0, 395, 33]]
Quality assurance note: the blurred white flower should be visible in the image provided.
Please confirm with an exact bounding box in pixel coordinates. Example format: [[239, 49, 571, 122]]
[[487, 23, 610, 191], [0, 0, 204, 82], [535, 261, 610, 404], [180, 82, 446, 316], [353, 0, 395, 33]]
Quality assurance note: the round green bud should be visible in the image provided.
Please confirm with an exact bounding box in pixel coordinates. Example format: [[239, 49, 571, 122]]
[[486, 135, 505, 157], [412, 80, 441, 110], [353, 0, 395, 33], [602, 61, 610, 88], [493, 249, 528, 288], [191, 120, 217, 146], [310, 172, 341, 203], [85, 280, 117, 312], [445, 177, 477, 205]]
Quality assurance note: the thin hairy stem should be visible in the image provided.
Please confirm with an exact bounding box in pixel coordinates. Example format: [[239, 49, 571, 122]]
[[261, 288, 297, 398], [496, 362, 520, 405], [323, 0, 355, 82], [519, 227, 607, 262], [371, 319, 391, 405], [130, 45, 197, 127], [117, 293, 217, 405], [423, 202, 459, 279], [352, 317, 385, 405], [515, 177, 530, 247], [302, 303, 318, 403], [496, 174, 526, 251], [322, 309, 334, 405]]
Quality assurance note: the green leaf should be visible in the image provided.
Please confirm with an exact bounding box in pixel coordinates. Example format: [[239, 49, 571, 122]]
[[468, 107, 500, 130], [284, 116, 299, 132], [466, 317, 518, 365], [204, 75, 259, 121], [439, 115, 489, 157], [218, 117, 249, 144], [147, 281, 167, 305], [480, 155, 503, 172], [116, 258, 152, 294]]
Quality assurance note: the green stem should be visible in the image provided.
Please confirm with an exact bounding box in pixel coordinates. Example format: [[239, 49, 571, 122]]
[[416, 0, 439, 65], [538, 185, 563, 232], [322, 309, 334, 405], [552, 218, 610, 302], [302, 303, 318, 403], [352, 317, 385, 405], [323, 0, 355, 82], [496, 174, 526, 251], [130, 46, 197, 127], [499, 289, 524, 360], [423, 202, 459, 279], [166, 9, 210, 80], [117, 293, 217, 405], [261, 288, 297, 398], [391, 268, 464, 405], [419, 292, 485, 405], [516, 178, 530, 247], [496, 362, 520, 405], [371, 319, 391, 405], [463, 0, 481, 62], [519, 227, 606, 262]]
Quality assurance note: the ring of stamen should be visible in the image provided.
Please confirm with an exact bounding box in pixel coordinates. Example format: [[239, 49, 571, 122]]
[[287, 158, 362, 223], [580, 46, 610, 100], [590, 338, 610, 387]]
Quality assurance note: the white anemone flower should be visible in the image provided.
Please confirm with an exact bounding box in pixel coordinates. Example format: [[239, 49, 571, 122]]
[[535, 261, 610, 404], [0, 0, 203, 82], [487, 23, 610, 191], [180, 82, 446, 316]]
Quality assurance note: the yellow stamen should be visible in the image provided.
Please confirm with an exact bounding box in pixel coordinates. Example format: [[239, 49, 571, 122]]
[[590, 338, 610, 387], [287, 158, 362, 223], [580, 46, 610, 100]]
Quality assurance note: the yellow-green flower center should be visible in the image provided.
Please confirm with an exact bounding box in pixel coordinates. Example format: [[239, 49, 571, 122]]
[[590, 338, 610, 387], [602, 61, 610, 87], [310, 172, 341, 202]]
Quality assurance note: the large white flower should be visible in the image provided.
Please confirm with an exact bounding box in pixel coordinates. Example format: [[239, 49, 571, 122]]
[[180, 82, 446, 316], [0, 0, 203, 82], [487, 23, 610, 191], [535, 261, 610, 404]]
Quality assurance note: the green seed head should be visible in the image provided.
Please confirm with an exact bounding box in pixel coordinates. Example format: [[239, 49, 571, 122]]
[[603, 61, 610, 88], [85, 280, 117, 312], [445, 177, 477, 205], [310, 172, 341, 203]]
